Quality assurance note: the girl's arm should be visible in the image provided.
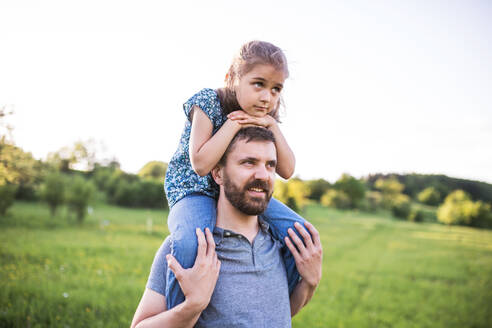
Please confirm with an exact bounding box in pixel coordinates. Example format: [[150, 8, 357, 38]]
[[227, 111, 296, 179], [189, 106, 242, 176]]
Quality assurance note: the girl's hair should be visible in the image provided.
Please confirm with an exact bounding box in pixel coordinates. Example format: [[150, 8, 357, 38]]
[[217, 40, 289, 120]]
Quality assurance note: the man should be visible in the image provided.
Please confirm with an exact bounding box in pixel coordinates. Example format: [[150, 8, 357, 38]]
[[131, 127, 323, 327]]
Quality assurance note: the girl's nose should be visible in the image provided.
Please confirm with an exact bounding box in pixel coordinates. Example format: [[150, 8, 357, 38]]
[[259, 90, 271, 103]]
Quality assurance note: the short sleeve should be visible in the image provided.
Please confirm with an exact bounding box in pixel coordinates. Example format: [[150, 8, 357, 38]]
[[183, 88, 223, 127], [146, 236, 171, 296]]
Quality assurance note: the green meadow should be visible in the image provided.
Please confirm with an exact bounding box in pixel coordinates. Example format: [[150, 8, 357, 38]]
[[1, 202, 492, 328]]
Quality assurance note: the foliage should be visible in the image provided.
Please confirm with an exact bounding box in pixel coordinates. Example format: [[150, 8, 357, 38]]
[[47, 139, 103, 172], [138, 161, 168, 182], [366, 173, 492, 203], [0, 184, 17, 216], [390, 194, 411, 220], [359, 191, 383, 212], [408, 207, 424, 222], [0, 139, 41, 187], [417, 187, 441, 206], [65, 176, 96, 222], [273, 178, 309, 212], [39, 172, 66, 217], [320, 189, 350, 209], [437, 190, 492, 228], [374, 177, 405, 209], [305, 178, 331, 201], [334, 173, 366, 208], [112, 178, 167, 209]]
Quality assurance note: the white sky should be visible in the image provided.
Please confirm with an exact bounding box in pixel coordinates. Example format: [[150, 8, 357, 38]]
[[1, 0, 491, 183]]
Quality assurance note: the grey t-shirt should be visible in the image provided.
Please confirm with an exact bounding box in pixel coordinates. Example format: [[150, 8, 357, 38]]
[[146, 217, 292, 328]]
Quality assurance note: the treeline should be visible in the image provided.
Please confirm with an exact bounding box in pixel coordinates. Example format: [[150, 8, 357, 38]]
[[274, 173, 492, 229], [1, 109, 491, 227], [1, 121, 168, 222], [366, 173, 492, 204]]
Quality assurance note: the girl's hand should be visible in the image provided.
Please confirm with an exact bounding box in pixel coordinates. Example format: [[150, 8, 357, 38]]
[[285, 221, 323, 288], [227, 111, 276, 129]]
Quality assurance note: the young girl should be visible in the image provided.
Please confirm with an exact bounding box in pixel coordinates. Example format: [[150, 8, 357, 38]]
[[164, 40, 307, 309]]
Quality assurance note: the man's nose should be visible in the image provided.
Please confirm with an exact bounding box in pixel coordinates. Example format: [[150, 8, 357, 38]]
[[254, 165, 270, 181]]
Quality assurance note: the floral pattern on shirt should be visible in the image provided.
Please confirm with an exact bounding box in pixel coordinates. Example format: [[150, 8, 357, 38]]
[[164, 88, 227, 208]]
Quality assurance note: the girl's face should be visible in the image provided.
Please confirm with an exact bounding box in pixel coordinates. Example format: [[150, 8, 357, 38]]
[[234, 64, 286, 117]]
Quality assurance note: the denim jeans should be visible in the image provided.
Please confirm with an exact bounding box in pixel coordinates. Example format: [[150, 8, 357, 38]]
[[165, 193, 306, 309]]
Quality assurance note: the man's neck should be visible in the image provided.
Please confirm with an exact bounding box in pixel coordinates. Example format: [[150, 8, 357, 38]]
[[216, 193, 260, 244]]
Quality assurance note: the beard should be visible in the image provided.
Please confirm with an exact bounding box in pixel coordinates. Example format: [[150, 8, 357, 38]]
[[223, 173, 273, 216]]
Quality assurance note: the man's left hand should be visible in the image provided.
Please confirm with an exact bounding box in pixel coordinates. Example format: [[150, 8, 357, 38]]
[[285, 221, 323, 288]]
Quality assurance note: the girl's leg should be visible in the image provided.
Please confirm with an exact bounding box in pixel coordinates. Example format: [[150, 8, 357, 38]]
[[263, 197, 308, 294], [166, 194, 216, 309]]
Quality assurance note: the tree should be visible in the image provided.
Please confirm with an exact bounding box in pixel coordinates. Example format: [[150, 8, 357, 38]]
[[66, 176, 95, 222], [1, 108, 43, 202], [40, 172, 66, 217], [320, 189, 350, 209], [390, 194, 411, 219], [306, 179, 331, 201], [0, 184, 17, 216], [273, 178, 309, 212], [417, 187, 441, 206], [437, 190, 492, 227], [47, 139, 102, 172], [138, 161, 168, 182], [375, 177, 405, 209], [334, 174, 366, 208]]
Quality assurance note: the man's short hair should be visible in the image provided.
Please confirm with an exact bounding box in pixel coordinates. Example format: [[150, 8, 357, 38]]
[[218, 127, 276, 166]]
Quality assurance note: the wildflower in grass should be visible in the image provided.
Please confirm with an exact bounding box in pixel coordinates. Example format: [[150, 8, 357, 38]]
[[63, 292, 69, 298]]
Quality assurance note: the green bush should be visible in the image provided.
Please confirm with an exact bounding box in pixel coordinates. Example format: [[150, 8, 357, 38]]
[[111, 179, 167, 209], [273, 179, 309, 213], [408, 208, 424, 222], [39, 172, 66, 217], [334, 174, 366, 209], [306, 178, 331, 201], [359, 191, 383, 212], [437, 190, 492, 228], [390, 194, 411, 220], [417, 187, 441, 206], [321, 189, 351, 209], [0, 184, 18, 216], [66, 176, 96, 222]]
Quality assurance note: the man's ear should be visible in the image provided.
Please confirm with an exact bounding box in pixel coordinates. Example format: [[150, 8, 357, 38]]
[[211, 165, 223, 186]]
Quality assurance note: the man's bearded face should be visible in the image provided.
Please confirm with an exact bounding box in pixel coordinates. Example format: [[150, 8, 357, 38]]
[[222, 171, 273, 215]]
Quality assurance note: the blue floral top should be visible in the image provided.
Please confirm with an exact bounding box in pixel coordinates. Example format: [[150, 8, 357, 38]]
[[165, 88, 227, 208]]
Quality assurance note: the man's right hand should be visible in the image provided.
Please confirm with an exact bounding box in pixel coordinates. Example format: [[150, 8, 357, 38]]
[[166, 228, 221, 312]]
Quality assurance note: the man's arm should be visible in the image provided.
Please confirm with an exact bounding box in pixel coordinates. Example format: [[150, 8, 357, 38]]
[[130, 228, 221, 328], [285, 221, 323, 317], [131, 288, 203, 328]]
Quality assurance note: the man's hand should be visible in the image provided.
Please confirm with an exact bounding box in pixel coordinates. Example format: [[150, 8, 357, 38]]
[[285, 221, 323, 316], [285, 221, 323, 288], [227, 110, 277, 129], [166, 228, 221, 311]]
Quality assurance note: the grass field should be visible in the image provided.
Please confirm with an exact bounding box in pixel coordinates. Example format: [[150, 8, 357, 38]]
[[1, 202, 492, 327]]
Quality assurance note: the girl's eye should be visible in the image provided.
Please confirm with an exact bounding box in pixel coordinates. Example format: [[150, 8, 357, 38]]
[[254, 82, 263, 87], [272, 87, 281, 94]]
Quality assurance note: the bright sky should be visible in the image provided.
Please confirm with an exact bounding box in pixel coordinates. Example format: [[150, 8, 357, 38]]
[[1, 0, 491, 183]]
